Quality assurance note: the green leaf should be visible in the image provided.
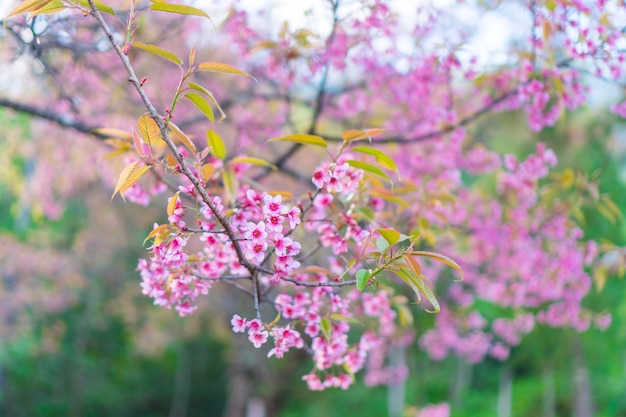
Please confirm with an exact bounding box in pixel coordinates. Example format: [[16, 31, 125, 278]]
[[188, 82, 226, 122], [346, 160, 391, 182], [268, 134, 327, 148], [600, 196, 623, 220], [396, 269, 440, 313], [150, 2, 210, 20], [222, 169, 238, 205], [329, 314, 362, 324], [320, 318, 332, 340], [29, 0, 65, 16], [198, 62, 255, 80], [375, 237, 390, 253], [356, 269, 371, 291], [185, 93, 215, 124], [206, 130, 227, 160], [230, 156, 276, 169], [597, 203, 617, 224], [268, 311, 281, 327], [7, 0, 52, 18], [75, 0, 114, 14], [377, 228, 401, 247], [352, 145, 399, 174], [410, 251, 464, 281], [395, 303, 414, 327], [131, 42, 182, 66], [415, 276, 440, 313], [370, 190, 409, 207]]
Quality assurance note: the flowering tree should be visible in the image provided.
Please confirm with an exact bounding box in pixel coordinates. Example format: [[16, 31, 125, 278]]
[[1, 0, 625, 413]]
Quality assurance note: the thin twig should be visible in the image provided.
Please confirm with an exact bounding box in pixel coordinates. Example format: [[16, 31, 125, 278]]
[[182, 227, 227, 234], [252, 272, 261, 320], [220, 279, 255, 298], [280, 277, 357, 287]]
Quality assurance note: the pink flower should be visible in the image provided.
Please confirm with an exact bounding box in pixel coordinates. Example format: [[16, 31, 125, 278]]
[[287, 206, 301, 229], [263, 194, 282, 214], [273, 234, 293, 256], [302, 372, 324, 391], [312, 168, 330, 188], [231, 314, 248, 333], [176, 301, 197, 317], [265, 215, 283, 233], [244, 221, 267, 241], [247, 318, 262, 333], [490, 343, 510, 361], [249, 330, 269, 348], [245, 240, 268, 263], [246, 189, 263, 204]]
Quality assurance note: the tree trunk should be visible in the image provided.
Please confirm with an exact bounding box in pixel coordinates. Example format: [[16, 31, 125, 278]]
[[573, 341, 593, 417], [169, 344, 191, 417], [387, 345, 406, 417], [542, 366, 555, 417], [450, 358, 472, 410], [497, 365, 512, 417]]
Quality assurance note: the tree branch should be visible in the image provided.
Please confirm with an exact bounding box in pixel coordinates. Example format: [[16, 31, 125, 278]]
[[0, 97, 106, 139], [87, 0, 257, 276], [280, 277, 357, 287]]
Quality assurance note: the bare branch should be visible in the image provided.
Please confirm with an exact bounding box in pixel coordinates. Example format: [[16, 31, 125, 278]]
[[0, 97, 106, 139], [280, 277, 356, 287]]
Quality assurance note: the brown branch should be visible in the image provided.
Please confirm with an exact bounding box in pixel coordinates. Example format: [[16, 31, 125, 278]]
[[87, 0, 257, 276], [280, 277, 357, 287], [0, 97, 107, 139]]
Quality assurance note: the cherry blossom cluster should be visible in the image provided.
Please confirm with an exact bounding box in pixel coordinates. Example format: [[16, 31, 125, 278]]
[[8, 0, 623, 394], [231, 286, 414, 390], [237, 190, 302, 279]]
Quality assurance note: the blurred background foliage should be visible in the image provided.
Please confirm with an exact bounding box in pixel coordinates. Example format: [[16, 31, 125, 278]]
[[0, 85, 625, 416]]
